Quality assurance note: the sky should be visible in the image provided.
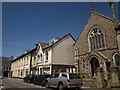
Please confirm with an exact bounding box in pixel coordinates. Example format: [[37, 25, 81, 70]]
[[2, 2, 119, 57]]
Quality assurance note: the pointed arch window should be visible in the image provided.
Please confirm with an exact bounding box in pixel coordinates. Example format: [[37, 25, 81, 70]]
[[113, 53, 120, 66], [88, 27, 105, 51], [37, 55, 40, 63], [40, 54, 42, 61]]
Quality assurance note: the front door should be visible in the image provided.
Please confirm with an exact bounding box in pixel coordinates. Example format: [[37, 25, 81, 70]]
[[90, 57, 99, 77]]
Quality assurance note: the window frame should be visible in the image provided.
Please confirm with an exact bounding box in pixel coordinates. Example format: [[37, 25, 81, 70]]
[[88, 26, 105, 51]]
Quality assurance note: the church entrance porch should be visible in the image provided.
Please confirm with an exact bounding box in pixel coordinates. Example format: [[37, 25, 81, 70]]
[[90, 57, 100, 78]]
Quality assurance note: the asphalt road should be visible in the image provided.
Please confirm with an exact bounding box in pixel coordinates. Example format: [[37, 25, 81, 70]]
[[2, 78, 120, 90], [2, 78, 51, 90]]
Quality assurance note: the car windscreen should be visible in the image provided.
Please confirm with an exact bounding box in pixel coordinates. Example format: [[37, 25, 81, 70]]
[[38, 75, 45, 79], [45, 75, 51, 78], [69, 73, 81, 79]]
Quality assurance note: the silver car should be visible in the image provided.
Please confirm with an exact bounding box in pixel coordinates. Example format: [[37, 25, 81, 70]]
[[45, 72, 82, 90]]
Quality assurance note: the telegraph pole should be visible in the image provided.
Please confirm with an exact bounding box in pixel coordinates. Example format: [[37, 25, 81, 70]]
[[90, 6, 95, 11], [109, 2, 116, 20]]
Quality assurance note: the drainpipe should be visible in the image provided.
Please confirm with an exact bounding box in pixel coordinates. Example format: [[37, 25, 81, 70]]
[[29, 53, 32, 74]]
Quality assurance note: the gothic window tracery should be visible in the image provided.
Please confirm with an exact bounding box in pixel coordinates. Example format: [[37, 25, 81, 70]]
[[89, 27, 105, 51]]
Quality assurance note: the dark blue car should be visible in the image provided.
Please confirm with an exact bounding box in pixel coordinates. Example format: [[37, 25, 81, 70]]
[[34, 74, 51, 86], [23, 74, 35, 83]]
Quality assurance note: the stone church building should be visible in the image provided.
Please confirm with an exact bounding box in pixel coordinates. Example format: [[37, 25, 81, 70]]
[[74, 11, 120, 88]]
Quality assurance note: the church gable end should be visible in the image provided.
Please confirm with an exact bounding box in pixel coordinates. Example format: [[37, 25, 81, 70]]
[[76, 11, 118, 55]]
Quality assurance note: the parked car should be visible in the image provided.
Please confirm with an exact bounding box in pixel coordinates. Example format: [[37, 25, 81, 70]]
[[23, 74, 35, 83], [34, 74, 51, 86], [45, 72, 83, 90]]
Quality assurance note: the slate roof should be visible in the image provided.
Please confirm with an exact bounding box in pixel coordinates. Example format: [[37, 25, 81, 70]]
[[12, 47, 37, 62], [43, 33, 75, 49], [40, 42, 49, 49]]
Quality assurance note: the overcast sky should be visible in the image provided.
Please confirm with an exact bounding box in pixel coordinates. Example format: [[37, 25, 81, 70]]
[[2, 2, 119, 57]]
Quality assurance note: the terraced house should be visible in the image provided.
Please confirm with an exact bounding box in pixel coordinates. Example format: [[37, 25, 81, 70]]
[[11, 33, 75, 78], [11, 48, 36, 78]]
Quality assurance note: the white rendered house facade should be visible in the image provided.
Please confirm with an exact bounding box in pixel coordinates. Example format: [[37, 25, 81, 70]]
[[32, 33, 76, 74]]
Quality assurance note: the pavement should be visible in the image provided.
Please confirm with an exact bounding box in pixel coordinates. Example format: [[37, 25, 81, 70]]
[[2, 77, 48, 89], [0, 83, 5, 90]]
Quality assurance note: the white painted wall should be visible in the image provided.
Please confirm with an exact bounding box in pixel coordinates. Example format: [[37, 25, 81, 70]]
[[43, 48, 52, 64], [35, 35, 75, 74], [52, 35, 75, 65], [36, 46, 44, 65]]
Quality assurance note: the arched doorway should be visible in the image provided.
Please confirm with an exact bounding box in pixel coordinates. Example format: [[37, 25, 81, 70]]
[[113, 53, 120, 66], [90, 57, 99, 77]]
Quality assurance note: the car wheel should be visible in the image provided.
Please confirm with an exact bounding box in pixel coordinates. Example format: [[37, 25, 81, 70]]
[[58, 84, 64, 90], [40, 82, 44, 86], [34, 81, 36, 85], [75, 87, 81, 90], [45, 82, 50, 88], [27, 80, 30, 83]]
